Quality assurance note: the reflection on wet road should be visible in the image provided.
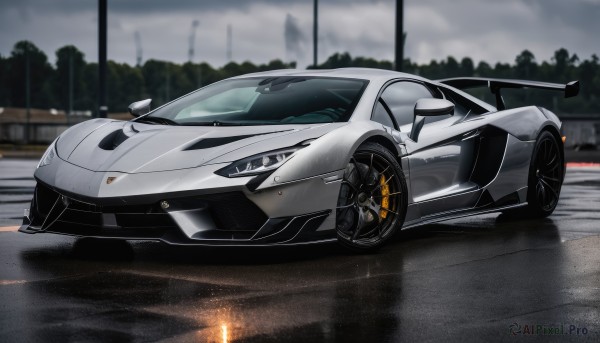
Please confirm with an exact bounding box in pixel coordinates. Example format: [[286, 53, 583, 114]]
[[0, 159, 599, 342]]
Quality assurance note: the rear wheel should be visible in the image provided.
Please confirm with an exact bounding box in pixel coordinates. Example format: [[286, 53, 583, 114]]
[[336, 142, 407, 251], [525, 131, 564, 217]]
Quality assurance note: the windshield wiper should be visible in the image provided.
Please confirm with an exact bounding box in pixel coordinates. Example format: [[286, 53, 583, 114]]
[[135, 116, 179, 125], [180, 120, 248, 126]]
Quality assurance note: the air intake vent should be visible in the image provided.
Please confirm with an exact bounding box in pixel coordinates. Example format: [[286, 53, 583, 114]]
[[185, 135, 257, 150], [98, 129, 130, 150], [184, 130, 292, 150]]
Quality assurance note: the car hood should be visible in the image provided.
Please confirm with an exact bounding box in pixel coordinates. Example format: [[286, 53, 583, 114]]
[[56, 119, 346, 173]]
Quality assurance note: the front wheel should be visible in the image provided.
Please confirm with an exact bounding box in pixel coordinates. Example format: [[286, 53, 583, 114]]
[[336, 142, 407, 251]]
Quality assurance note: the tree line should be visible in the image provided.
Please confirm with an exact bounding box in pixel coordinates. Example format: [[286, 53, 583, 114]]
[[0, 40, 598, 115]]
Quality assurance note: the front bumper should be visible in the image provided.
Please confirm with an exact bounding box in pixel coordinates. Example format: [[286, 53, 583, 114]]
[[20, 181, 335, 246]]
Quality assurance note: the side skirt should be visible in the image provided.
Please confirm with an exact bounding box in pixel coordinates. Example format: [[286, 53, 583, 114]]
[[401, 202, 527, 230]]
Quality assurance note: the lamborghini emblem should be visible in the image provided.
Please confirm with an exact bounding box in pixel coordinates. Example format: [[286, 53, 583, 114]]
[[106, 177, 117, 184]]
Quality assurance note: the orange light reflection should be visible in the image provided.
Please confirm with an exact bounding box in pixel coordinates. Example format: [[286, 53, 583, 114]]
[[222, 324, 228, 343]]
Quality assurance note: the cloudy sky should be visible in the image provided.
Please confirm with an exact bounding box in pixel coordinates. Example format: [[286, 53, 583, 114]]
[[1, 0, 599, 68]]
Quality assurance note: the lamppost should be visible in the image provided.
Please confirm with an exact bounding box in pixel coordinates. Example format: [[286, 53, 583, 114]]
[[98, 0, 107, 118], [25, 45, 30, 144], [313, 0, 318, 67], [395, 0, 404, 72], [68, 48, 73, 124]]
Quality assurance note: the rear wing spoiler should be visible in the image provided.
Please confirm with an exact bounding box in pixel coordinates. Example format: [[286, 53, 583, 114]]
[[437, 77, 579, 110]]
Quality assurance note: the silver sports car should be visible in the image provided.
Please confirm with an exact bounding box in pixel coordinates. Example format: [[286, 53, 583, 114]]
[[20, 68, 579, 250]]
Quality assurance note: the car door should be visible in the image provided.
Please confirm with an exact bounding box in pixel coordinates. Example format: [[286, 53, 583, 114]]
[[379, 80, 481, 216]]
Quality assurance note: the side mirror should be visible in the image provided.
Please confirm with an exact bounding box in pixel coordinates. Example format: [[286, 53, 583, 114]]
[[410, 98, 454, 142], [128, 99, 152, 117]]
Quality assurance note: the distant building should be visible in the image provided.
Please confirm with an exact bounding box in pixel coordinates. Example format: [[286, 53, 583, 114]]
[[0, 107, 128, 144]]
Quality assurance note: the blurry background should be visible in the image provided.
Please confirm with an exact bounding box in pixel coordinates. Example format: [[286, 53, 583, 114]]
[[0, 0, 599, 149]]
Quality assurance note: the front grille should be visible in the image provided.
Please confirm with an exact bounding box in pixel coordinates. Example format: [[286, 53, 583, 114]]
[[168, 192, 268, 232], [32, 183, 266, 231], [68, 199, 164, 214], [34, 183, 60, 217], [30, 183, 177, 234], [206, 192, 267, 231], [28, 182, 331, 244]]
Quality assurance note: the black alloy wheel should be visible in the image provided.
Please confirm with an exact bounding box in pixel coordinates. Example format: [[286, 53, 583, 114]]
[[526, 131, 564, 217], [336, 142, 407, 251]]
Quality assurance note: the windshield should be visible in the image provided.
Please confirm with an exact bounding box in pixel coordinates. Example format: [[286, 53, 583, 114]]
[[142, 76, 369, 125]]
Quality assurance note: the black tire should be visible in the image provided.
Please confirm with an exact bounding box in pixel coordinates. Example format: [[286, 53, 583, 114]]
[[335, 142, 408, 251], [524, 130, 564, 218]]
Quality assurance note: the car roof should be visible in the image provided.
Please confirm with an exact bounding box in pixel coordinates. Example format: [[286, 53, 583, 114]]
[[230, 67, 430, 83], [226, 67, 496, 112]]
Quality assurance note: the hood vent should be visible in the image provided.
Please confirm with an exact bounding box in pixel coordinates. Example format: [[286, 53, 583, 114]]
[[98, 129, 130, 150], [185, 130, 292, 150], [186, 135, 257, 150]]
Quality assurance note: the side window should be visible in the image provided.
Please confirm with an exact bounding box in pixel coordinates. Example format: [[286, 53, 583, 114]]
[[440, 88, 487, 116], [381, 81, 434, 128], [372, 100, 395, 128]]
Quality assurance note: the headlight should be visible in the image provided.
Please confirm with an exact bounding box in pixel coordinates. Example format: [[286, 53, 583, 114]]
[[37, 140, 57, 168], [215, 147, 302, 177]]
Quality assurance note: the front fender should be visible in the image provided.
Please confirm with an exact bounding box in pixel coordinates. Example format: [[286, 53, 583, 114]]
[[258, 120, 399, 188], [55, 118, 119, 159]]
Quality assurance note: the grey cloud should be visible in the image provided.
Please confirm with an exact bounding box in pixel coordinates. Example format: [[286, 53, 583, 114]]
[[284, 13, 306, 62], [1, 0, 385, 14], [1, 0, 599, 68], [109, 0, 393, 13]]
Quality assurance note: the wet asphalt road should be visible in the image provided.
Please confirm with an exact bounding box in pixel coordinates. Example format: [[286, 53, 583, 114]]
[[0, 159, 599, 342]]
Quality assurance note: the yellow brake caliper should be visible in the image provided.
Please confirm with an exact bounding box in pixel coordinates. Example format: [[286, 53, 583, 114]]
[[379, 175, 390, 220]]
